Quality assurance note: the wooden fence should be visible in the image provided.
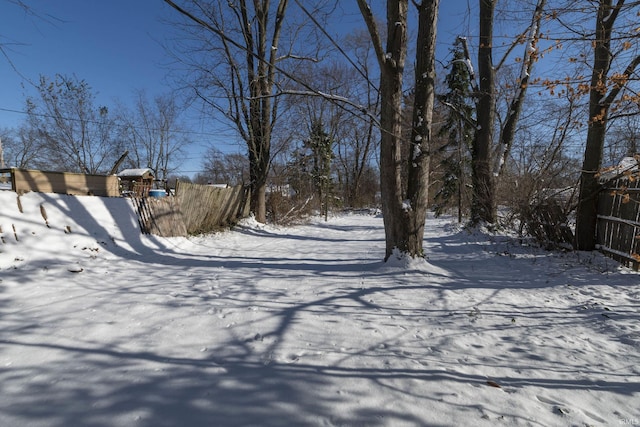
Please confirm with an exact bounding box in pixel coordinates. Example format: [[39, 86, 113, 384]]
[[176, 181, 251, 235], [131, 196, 187, 237], [132, 182, 251, 237], [1, 168, 120, 197], [596, 177, 640, 270], [0, 167, 251, 237]]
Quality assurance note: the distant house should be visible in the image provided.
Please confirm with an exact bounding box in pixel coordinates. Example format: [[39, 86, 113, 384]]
[[266, 183, 294, 198], [118, 168, 154, 197]]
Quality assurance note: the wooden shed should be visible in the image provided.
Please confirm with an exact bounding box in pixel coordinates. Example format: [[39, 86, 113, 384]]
[[118, 168, 154, 197]]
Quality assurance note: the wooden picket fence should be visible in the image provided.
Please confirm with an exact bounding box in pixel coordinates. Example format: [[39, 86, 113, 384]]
[[131, 196, 187, 237], [596, 177, 640, 270], [1, 167, 119, 197], [176, 182, 251, 235], [132, 182, 251, 237]]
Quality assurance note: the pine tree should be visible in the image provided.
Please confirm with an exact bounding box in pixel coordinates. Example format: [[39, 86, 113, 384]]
[[305, 120, 335, 220], [436, 38, 475, 222]]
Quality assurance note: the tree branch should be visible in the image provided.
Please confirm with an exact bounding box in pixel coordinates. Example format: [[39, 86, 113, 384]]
[[164, 0, 375, 127], [603, 54, 640, 107], [355, 0, 386, 67]]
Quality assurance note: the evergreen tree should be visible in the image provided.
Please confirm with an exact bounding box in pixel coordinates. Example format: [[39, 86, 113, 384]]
[[436, 38, 475, 222], [305, 120, 335, 220]]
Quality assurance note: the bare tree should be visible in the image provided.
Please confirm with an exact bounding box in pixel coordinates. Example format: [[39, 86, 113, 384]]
[[283, 53, 379, 210], [500, 92, 582, 242], [335, 111, 379, 208], [25, 74, 119, 174], [165, 0, 299, 223], [118, 91, 190, 181], [464, 0, 547, 224], [334, 31, 380, 209], [0, 126, 43, 169], [575, 0, 640, 250], [0, 128, 11, 169], [198, 147, 248, 185], [357, 0, 440, 259]]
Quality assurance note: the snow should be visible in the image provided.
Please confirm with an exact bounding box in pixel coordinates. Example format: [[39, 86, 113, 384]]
[[525, 21, 538, 59], [412, 142, 422, 161], [465, 58, 475, 77], [1, 191, 639, 427], [494, 143, 506, 176], [599, 156, 640, 181], [117, 168, 153, 177]]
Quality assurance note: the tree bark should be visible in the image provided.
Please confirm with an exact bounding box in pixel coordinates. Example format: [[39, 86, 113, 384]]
[[165, 0, 287, 223], [574, 1, 640, 250], [472, 0, 497, 224], [406, 0, 439, 256], [496, 0, 546, 178], [358, 0, 408, 259], [575, 0, 618, 250], [358, 0, 439, 260], [244, 0, 285, 223]]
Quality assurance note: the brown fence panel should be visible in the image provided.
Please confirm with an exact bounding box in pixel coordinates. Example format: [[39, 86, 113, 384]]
[[10, 168, 119, 197], [175, 182, 250, 235], [4, 169, 251, 237], [596, 177, 640, 270], [74, 177, 250, 236], [131, 197, 187, 237]]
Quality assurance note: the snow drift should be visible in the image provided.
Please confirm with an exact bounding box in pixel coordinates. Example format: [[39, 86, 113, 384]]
[[0, 191, 639, 426]]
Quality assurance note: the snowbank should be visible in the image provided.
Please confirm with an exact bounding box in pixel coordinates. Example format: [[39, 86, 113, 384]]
[[0, 192, 638, 427], [0, 191, 180, 271]]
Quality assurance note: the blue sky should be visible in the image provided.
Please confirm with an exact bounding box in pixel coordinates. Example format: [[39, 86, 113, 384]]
[[0, 0, 474, 177], [1, 1, 173, 124]]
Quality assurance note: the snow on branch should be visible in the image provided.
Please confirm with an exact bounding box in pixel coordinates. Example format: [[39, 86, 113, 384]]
[[254, 89, 381, 127]]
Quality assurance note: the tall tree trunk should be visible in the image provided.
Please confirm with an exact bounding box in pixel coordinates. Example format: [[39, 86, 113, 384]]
[[472, 0, 497, 224], [245, 0, 277, 223], [165, 0, 287, 224], [249, 135, 270, 222], [495, 0, 546, 178], [575, 0, 617, 250], [406, 0, 439, 256], [574, 1, 640, 250], [358, 0, 408, 260], [358, 0, 439, 260]]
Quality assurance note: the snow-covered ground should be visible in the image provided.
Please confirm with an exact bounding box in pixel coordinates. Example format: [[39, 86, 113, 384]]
[[0, 191, 639, 427]]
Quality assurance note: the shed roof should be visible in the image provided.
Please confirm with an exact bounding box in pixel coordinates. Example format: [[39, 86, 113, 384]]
[[118, 168, 154, 178], [598, 156, 639, 181]]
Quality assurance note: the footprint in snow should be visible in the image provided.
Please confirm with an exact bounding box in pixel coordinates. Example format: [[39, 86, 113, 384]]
[[67, 265, 84, 273], [535, 395, 605, 423], [273, 351, 305, 364]]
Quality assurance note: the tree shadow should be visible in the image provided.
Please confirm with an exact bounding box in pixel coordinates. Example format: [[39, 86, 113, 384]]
[[1, 206, 639, 426]]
